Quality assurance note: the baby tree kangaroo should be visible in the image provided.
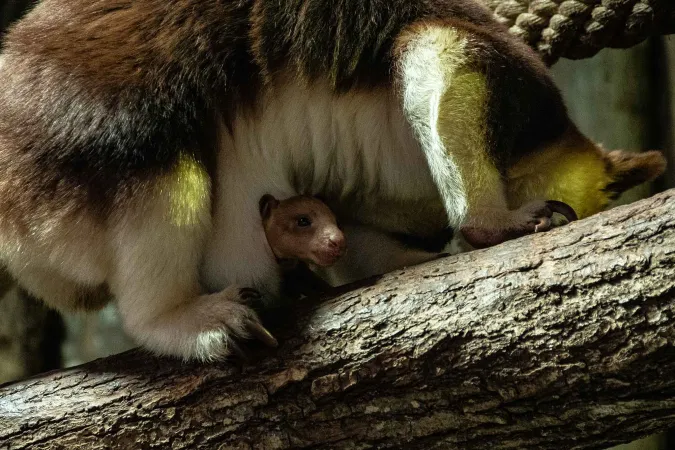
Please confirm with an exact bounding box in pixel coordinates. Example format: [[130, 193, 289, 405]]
[[260, 194, 346, 298], [260, 195, 346, 268]]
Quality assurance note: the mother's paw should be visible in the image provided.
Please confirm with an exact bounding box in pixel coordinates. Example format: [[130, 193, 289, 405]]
[[191, 286, 278, 362], [461, 200, 577, 249]]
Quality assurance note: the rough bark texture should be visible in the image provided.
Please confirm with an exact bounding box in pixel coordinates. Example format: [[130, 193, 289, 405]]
[[551, 38, 672, 450], [1, 190, 674, 450]]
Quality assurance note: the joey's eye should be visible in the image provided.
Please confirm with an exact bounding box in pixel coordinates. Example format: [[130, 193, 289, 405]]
[[296, 216, 312, 227]]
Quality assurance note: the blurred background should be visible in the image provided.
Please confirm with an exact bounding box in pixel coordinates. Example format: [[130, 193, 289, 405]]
[[0, 3, 673, 449]]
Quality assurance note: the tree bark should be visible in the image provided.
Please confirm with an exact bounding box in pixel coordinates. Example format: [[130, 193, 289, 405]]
[[1, 190, 675, 450]]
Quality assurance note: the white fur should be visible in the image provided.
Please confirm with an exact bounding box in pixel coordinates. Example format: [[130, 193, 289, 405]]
[[316, 225, 441, 286], [0, 26, 477, 361], [203, 29, 473, 295], [398, 26, 470, 228], [202, 79, 441, 295], [106, 188, 260, 361]]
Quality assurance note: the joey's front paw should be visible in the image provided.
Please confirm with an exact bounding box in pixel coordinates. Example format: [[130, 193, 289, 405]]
[[461, 200, 577, 249]]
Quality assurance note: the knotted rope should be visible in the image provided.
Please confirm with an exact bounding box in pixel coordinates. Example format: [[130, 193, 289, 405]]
[[484, 0, 675, 64]]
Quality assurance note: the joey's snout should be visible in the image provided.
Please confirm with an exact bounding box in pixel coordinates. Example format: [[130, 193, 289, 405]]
[[328, 229, 346, 253], [313, 227, 346, 267]]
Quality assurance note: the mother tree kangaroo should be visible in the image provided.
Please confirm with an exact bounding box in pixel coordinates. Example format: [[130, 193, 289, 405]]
[[0, 0, 664, 361]]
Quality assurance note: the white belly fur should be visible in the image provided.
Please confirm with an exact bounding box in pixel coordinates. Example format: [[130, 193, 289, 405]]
[[201, 79, 442, 295]]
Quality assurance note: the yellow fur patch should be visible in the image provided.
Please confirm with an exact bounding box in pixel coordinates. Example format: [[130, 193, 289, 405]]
[[507, 146, 613, 219], [437, 63, 503, 214], [164, 155, 211, 227]]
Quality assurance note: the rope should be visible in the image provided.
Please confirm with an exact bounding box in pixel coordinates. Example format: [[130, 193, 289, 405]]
[[484, 0, 675, 64]]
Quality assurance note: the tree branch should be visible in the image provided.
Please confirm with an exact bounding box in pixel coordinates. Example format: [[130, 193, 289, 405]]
[[2, 190, 675, 449]]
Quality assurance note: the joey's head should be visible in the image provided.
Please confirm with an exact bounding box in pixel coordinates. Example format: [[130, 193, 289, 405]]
[[507, 126, 667, 219], [259, 194, 346, 267]]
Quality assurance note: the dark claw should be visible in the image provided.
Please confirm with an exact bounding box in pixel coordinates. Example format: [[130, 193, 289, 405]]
[[545, 200, 578, 223], [239, 288, 262, 301], [239, 288, 267, 313], [245, 320, 278, 347], [228, 340, 249, 362]]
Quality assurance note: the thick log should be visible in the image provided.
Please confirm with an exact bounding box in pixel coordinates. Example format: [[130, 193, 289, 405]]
[[1, 190, 675, 449]]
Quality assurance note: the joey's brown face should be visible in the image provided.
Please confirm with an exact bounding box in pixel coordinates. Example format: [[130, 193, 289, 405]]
[[260, 195, 346, 267]]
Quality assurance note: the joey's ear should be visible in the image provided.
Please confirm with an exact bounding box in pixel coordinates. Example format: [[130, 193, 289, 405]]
[[259, 194, 279, 220], [603, 150, 667, 198]]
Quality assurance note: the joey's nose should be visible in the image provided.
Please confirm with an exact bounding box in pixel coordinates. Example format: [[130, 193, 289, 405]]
[[328, 232, 346, 254]]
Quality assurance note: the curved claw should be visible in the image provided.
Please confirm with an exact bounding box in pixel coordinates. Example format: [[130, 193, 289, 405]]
[[246, 320, 278, 348], [545, 200, 578, 223]]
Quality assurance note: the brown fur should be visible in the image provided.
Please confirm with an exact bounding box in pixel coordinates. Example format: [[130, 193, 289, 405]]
[[0, 0, 666, 360], [0, 0, 659, 231], [260, 194, 346, 267], [393, 17, 568, 170], [260, 194, 345, 299], [506, 125, 667, 222], [604, 150, 667, 198]]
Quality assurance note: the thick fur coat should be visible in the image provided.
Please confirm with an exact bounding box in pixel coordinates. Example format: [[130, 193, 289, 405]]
[[0, 0, 665, 360]]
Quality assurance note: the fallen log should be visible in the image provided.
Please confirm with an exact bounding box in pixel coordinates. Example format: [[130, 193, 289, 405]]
[[1, 189, 675, 450]]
